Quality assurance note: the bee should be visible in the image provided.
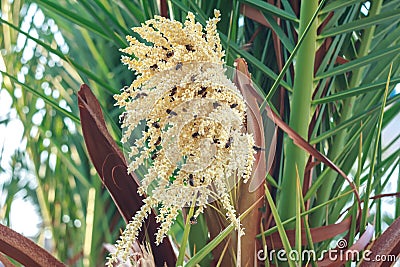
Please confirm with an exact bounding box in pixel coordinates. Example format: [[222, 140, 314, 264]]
[[166, 109, 177, 116], [134, 92, 148, 100], [154, 136, 162, 146], [213, 102, 221, 109], [214, 43, 218, 52], [188, 174, 194, 186], [230, 103, 238, 108], [185, 44, 195, 52], [212, 137, 220, 144], [198, 86, 207, 95], [189, 216, 197, 224], [253, 145, 265, 152], [225, 137, 233, 149], [119, 112, 127, 124], [166, 51, 174, 58], [192, 132, 200, 138], [150, 64, 158, 71], [151, 152, 158, 160], [176, 62, 183, 70], [152, 121, 160, 128], [170, 86, 177, 97]]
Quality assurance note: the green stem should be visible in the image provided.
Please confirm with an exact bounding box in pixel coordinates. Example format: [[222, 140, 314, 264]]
[[225, 0, 239, 66], [177, 205, 195, 265], [345, 129, 362, 267], [311, 0, 383, 227], [396, 164, 400, 218], [375, 139, 382, 236], [360, 64, 391, 233], [265, 185, 296, 267], [278, 0, 318, 223]]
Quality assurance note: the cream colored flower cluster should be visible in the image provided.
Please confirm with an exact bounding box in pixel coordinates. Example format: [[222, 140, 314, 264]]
[[107, 11, 255, 266]]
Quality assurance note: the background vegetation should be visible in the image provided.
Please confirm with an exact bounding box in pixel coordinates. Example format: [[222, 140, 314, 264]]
[[0, 0, 399, 266]]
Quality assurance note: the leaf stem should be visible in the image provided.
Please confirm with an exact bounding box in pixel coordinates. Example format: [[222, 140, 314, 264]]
[[311, 0, 383, 227], [277, 0, 319, 223], [360, 63, 391, 233], [177, 204, 196, 265]]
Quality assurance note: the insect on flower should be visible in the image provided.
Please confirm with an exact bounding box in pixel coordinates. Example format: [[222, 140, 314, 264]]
[[154, 136, 161, 146], [133, 92, 148, 99], [119, 112, 127, 124], [166, 108, 177, 116], [185, 44, 195, 52], [151, 152, 158, 160], [150, 64, 158, 71], [188, 173, 194, 186], [175, 62, 183, 70], [169, 86, 177, 96], [198, 86, 207, 95], [253, 145, 265, 152], [225, 137, 233, 148], [213, 102, 221, 109], [190, 216, 197, 224]]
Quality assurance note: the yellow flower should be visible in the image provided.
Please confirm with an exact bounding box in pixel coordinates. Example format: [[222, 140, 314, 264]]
[[108, 10, 255, 266]]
